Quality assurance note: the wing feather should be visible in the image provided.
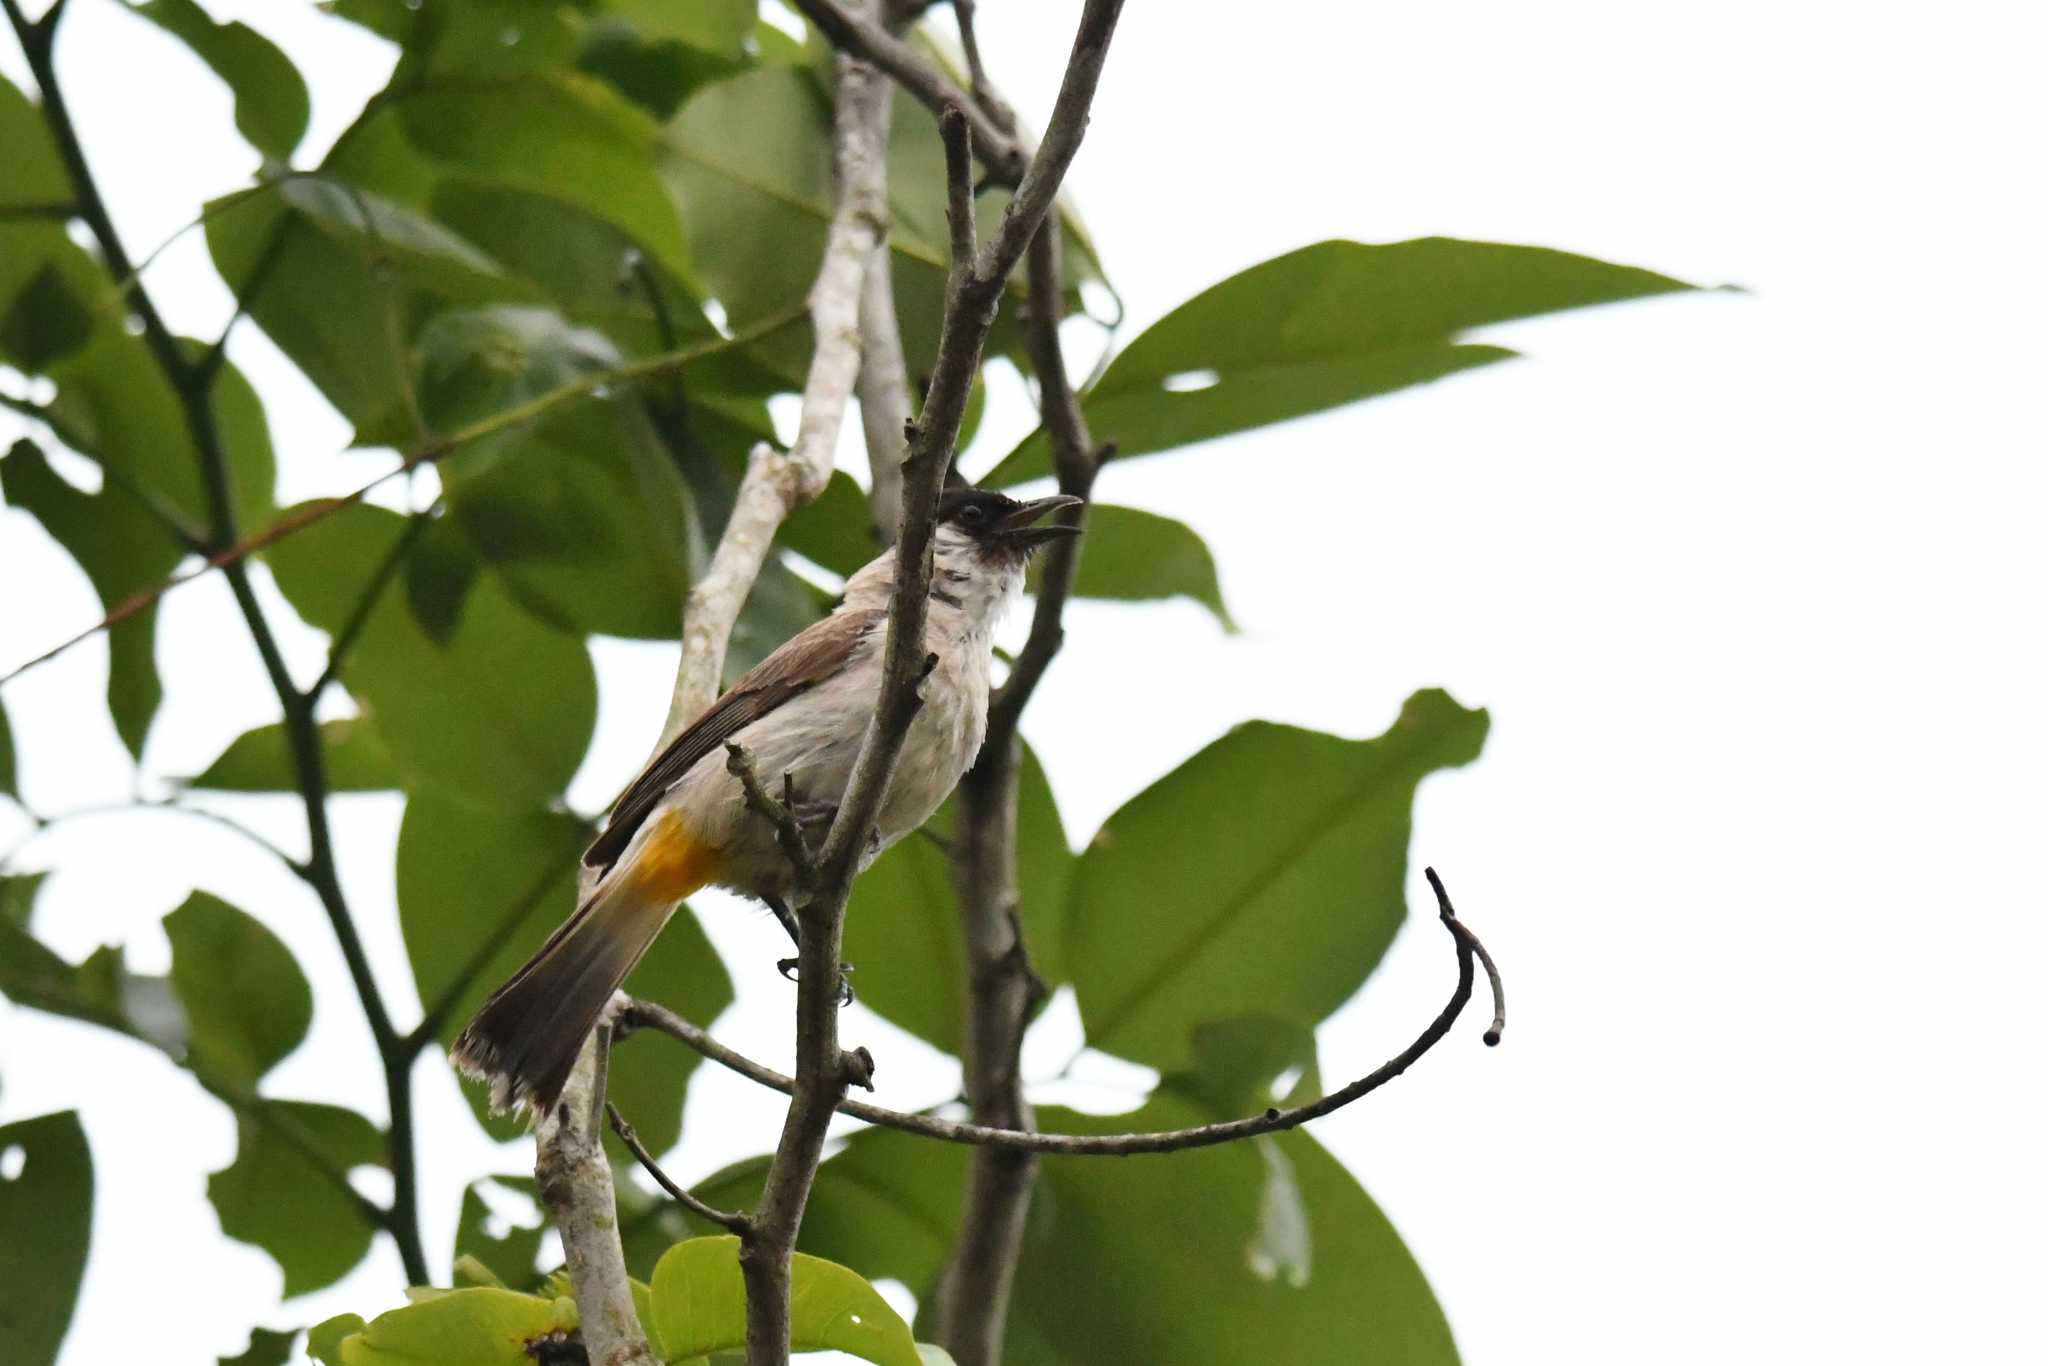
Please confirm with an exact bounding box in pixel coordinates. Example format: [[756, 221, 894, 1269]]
[[583, 608, 883, 873]]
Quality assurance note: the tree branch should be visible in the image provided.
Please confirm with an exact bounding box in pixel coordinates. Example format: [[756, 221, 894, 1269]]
[[536, 1011, 659, 1366], [784, 0, 1024, 181], [616, 869, 1503, 1156], [855, 249, 912, 538], [656, 50, 895, 748]]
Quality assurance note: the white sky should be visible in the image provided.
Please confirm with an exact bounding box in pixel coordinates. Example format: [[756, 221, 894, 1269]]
[[4, 2, 2046, 1363]]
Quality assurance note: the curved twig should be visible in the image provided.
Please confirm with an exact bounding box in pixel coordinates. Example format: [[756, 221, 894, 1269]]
[[619, 868, 1503, 1158], [606, 1103, 751, 1236]]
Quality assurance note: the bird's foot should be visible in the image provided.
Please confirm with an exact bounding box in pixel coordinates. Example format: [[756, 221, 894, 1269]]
[[776, 956, 855, 1007]]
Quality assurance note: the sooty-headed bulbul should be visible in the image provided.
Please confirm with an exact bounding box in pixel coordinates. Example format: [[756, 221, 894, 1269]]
[[453, 488, 1082, 1113]]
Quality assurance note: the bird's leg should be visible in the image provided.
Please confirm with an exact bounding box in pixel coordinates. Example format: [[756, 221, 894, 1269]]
[[765, 892, 855, 1007]]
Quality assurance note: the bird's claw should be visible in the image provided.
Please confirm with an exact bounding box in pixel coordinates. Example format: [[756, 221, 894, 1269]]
[[776, 957, 856, 1007]]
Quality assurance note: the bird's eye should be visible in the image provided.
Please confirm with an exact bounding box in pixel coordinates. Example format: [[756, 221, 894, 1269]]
[[958, 504, 987, 527]]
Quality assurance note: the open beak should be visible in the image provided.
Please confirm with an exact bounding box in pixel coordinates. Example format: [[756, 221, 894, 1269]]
[[995, 494, 1085, 548]]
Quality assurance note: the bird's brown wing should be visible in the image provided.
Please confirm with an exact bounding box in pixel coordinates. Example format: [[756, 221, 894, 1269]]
[[582, 607, 885, 873]]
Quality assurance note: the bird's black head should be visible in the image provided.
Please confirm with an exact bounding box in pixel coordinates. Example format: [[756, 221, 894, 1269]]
[[936, 488, 1083, 560]]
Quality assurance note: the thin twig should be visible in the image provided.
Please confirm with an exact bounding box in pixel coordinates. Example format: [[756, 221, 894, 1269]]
[[725, 743, 817, 890], [0, 314, 802, 690], [1428, 866, 1506, 1045], [784, 0, 1024, 181], [618, 876, 1503, 1156], [607, 1103, 752, 1236]]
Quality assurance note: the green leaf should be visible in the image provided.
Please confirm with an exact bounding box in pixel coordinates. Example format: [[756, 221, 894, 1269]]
[[1067, 689, 1488, 1071], [988, 237, 1703, 484], [132, 0, 309, 158], [164, 892, 312, 1090], [0, 75, 69, 207], [208, 1100, 385, 1298], [841, 745, 1073, 1054], [0, 1111, 93, 1366], [606, 0, 756, 58], [444, 396, 693, 641], [0, 693, 17, 801], [649, 1235, 921, 1366], [0, 870, 45, 928], [2, 435, 185, 759], [0, 908, 188, 1054], [219, 1325, 297, 1366], [334, 1288, 575, 1366], [307, 1315, 365, 1366], [395, 792, 731, 1155], [182, 717, 401, 793], [414, 304, 620, 435], [1032, 503, 1234, 628], [399, 70, 697, 293], [266, 502, 597, 804], [455, 1178, 545, 1291], [1005, 1098, 1456, 1366], [779, 469, 879, 579]]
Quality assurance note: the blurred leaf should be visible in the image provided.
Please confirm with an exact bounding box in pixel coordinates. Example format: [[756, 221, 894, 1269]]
[[208, 1100, 385, 1298], [455, 1177, 546, 1291], [989, 237, 1703, 483], [1067, 690, 1488, 1071], [0, 255, 95, 370], [218, 1326, 297, 1366], [395, 792, 731, 1155], [606, 0, 756, 58], [1004, 1098, 1456, 1366], [649, 1235, 921, 1366], [779, 469, 877, 579], [328, 1287, 574, 1366], [183, 717, 400, 793], [0, 898, 188, 1055], [0, 694, 16, 800], [399, 70, 697, 292], [1167, 1015, 1322, 1118], [1030, 503, 1234, 629], [133, 0, 309, 158], [841, 745, 1072, 1054], [267, 502, 597, 803], [0, 439, 181, 758], [306, 1315, 365, 1366], [415, 304, 619, 436], [446, 399, 692, 640], [0, 871, 39, 928], [164, 892, 311, 1090], [724, 553, 830, 683], [0, 1110, 92, 1366], [0, 75, 68, 205]]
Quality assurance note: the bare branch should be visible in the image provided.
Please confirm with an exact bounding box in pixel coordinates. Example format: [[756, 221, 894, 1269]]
[[658, 54, 895, 748], [855, 243, 913, 537], [724, 742, 817, 889], [608, 1102, 752, 1236], [617, 873, 1503, 1157], [537, 1012, 659, 1366], [784, 0, 1024, 180]]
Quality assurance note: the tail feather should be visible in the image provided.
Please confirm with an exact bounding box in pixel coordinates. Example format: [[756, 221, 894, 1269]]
[[452, 871, 677, 1117]]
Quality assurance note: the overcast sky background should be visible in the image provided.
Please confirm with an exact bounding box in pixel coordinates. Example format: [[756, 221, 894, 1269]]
[[4, 2, 2045, 1363]]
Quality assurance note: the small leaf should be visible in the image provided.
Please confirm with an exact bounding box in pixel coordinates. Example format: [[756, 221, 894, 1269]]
[[1067, 689, 1488, 1071], [454, 1177, 545, 1291], [0, 1110, 92, 1366], [164, 892, 312, 1090], [306, 1315, 365, 1366], [218, 1325, 297, 1366], [1032, 503, 1235, 628], [1, 438, 185, 758], [0, 75, 69, 206], [0, 913, 187, 1053], [183, 717, 400, 793], [649, 1236, 921, 1366], [334, 1288, 573, 1366], [132, 0, 309, 157], [988, 237, 1705, 484], [208, 1101, 385, 1298]]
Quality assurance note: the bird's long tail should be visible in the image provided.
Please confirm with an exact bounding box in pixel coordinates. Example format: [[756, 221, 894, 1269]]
[[452, 835, 706, 1116]]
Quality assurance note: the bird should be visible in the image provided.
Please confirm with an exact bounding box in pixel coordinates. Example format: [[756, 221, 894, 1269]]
[[452, 486, 1082, 1114]]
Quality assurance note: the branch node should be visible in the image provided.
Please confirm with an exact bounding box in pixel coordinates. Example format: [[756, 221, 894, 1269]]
[[841, 1046, 877, 1091]]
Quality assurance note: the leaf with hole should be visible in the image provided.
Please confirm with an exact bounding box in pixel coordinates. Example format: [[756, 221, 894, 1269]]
[[209, 1100, 386, 1298], [0, 1110, 93, 1366]]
